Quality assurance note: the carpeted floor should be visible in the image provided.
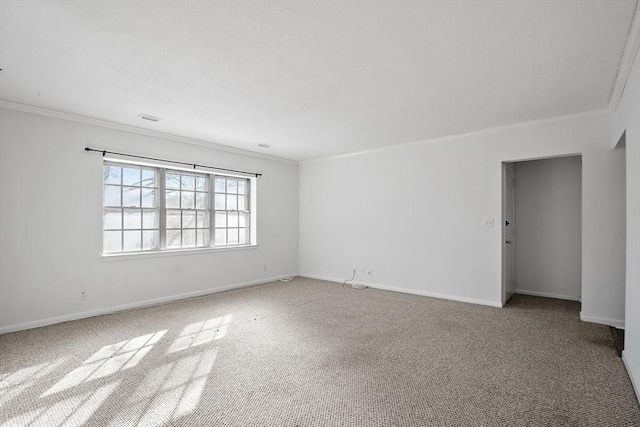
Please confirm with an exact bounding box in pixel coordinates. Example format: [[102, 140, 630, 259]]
[[1, 277, 639, 426]]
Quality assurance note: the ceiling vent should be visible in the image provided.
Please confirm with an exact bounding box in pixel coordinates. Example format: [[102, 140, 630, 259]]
[[138, 114, 162, 122]]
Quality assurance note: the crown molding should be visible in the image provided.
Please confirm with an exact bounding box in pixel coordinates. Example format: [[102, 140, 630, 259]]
[[0, 100, 298, 165], [301, 108, 611, 165], [608, 0, 640, 113]]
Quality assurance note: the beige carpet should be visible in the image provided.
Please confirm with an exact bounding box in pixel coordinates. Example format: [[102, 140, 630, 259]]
[[1, 277, 639, 426]]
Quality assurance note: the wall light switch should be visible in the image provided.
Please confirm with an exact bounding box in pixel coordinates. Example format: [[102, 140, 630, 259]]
[[483, 218, 494, 227]]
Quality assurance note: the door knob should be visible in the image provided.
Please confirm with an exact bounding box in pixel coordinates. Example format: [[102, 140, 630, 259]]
[[506, 240, 512, 244]]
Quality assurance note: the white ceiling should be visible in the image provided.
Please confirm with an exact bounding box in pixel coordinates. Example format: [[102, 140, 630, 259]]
[[1, 1, 638, 161]]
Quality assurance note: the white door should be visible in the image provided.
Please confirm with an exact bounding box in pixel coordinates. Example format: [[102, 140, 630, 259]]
[[502, 163, 516, 304]]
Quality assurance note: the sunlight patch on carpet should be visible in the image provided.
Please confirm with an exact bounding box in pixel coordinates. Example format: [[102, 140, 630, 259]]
[[2, 381, 120, 427], [108, 347, 219, 426], [0, 359, 67, 407], [42, 331, 166, 397], [168, 315, 231, 354]]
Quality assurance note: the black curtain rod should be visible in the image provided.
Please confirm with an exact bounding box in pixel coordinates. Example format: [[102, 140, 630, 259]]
[[85, 147, 262, 177]]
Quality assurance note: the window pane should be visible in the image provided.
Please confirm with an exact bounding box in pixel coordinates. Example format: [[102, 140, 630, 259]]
[[143, 209, 158, 229], [215, 178, 226, 193], [167, 230, 181, 248], [104, 209, 122, 230], [214, 229, 226, 245], [166, 190, 180, 209], [166, 210, 181, 229], [238, 212, 248, 228], [104, 165, 121, 185], [196, 193, 208, 210], [239, 228, 248, 244], [183, 211, 196, 228], [237, 180, 246, 195], [197, 211, 209, 229], [215, 194, 226, 210], [237, 195, 246, 211], [196, 176, 207, 191], [142, 230, 159, 250], [142, 188, 156, 208], [141, 169, 156, 187], [123, 230, 141, 251], [226, 195, 237, 211], [104, 185, 121, 206], [228, 212, 238, 228], [123, 209, 141, 229], [181, 191, 195, 209], [181, 175, 195, 191], [182, 229, 196, 247], [123, 187, 141, 207], [228, 229, 239, 244], [226, 180, 238, 194], [197, 229, 209, 247], [215, 212, 226, 227], [166, 173, 181, 189], [123, 167, 141, 186], [104, 231, 122, 252]]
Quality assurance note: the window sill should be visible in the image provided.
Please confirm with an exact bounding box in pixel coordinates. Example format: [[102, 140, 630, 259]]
[[101, 244, 258, 261]]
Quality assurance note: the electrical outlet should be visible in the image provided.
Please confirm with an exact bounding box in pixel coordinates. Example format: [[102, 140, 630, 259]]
[[483, 218, 494, 227], [263, 265, 267, 272], [81, 291, 87, 300], [367, 269, 373, 275]]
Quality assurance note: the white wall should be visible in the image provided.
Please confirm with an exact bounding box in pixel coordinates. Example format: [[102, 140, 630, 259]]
[[299, 112, 625, 324], [613, 47, 640, 398], [0, 107, 299, 333], [580, 148, 627, 326], [513, 156, 583, 301]]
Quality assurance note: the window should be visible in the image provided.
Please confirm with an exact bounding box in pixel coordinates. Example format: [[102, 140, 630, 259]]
[[103, 161, 253, 254], [103, 163, 159, 253], [213, 177, 250, 246], [165, 171, 210, 249]]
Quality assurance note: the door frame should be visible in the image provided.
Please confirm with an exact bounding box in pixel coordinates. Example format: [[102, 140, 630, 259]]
[[501, 162, 516, 306]]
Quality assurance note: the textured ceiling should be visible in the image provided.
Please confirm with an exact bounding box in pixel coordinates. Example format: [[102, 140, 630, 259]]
[[0, 1, 638, 161]]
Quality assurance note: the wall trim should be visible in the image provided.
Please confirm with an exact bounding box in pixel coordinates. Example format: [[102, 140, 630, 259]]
[[300, 108, 611, 165], [300, 274, 503, 308], [622, 351, 640, 400], [515, 289, 581, 302], [0, 274, 296, 335], [608, 0, 640, 114], [0, 100, 297, 165], [579, 312, 625, 329]]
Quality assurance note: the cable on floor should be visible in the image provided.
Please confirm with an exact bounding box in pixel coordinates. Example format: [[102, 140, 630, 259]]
[[343, 269, 367, 289]]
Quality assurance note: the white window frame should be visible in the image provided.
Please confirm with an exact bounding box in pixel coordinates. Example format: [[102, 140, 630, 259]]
[[102, 158, 256, 256], [103, 162, 160, 253], [163, 169, 212, 250], [212, 175, 252, 247]]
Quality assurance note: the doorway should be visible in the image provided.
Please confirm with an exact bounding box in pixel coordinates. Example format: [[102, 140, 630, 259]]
[[502, 156, 582, 306]]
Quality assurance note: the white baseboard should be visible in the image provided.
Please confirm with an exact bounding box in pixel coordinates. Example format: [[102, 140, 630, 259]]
[[515, 289, 581, 301], [299, 274, 503, 308], [622, 351, 640, 400], [0, 274, 296, 335], [579, 312, 625, 329]]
